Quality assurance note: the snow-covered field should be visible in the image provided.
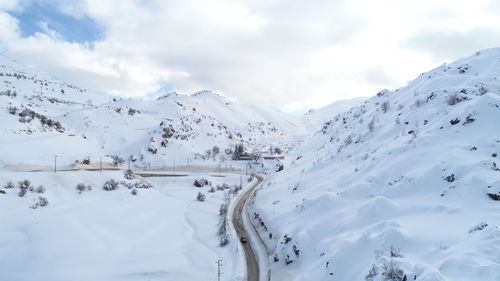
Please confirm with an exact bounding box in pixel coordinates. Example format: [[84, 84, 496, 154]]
[[251, 48, 500, 281], [0, 170, 248, 281]]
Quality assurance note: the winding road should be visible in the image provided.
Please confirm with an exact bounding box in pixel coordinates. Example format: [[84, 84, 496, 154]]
[[232, 175, 268, 281]]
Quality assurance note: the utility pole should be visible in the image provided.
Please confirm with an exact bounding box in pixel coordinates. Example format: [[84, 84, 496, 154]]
[[54, 155, 57, 173], [217, 259, 222, 281], [187, 158, 190, 167], [148, 163, 151, 171], [128, 158, 131, 171]]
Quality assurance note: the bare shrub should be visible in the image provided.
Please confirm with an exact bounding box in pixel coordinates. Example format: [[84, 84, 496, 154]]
[[110, 155, 125, 166], [365, 264, 378, 281], [446, 94, 468, 105], [218, 193, 230, 246], [250, 148, 262, 163], [18, 189, 27, 197], [194, 178, 210, 187], [344, 134, 353, 145], [381, 260, 405, 281], [18, 179, 32, 190], [367, 247, 406, 281], [103, 179, 119, 191], [76, 183, 92, 193], [381, 101, 390, 113], [368, 118, 376, 132], [35, 185, 46, 193], [124, 169, 135, 180], [196, 192, 206, 202], [414, 99, 424, 107], [469, 222, 488, 233], [30, 196, 49, 209], [4, 181, 15, 189], [134, 181, 152, 189]]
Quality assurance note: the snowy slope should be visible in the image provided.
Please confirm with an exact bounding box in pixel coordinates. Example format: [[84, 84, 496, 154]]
[[303, 97, 367, 131], [0, 54, 310, 170], [252, 48, 500, 281]]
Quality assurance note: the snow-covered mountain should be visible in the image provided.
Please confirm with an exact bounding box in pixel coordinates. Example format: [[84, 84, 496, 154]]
[[303, 96, 367, 131], [4, 47, 499, 281], [252, 48, 500, 281], [0, 54, 316, 170]]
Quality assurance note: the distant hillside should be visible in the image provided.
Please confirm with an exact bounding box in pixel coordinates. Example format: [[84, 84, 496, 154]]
[[0, 54, 349, 169]]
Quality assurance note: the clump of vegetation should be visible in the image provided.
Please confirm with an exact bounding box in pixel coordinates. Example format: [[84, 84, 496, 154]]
[[35, 185, 46, 193], [12, 107, 65, 132], [103, 179, 119, 191], [18, 189, 27, 197], [368, 118, 376, 132], [124, 169, 135, 180], [148, 144, 158, 154], [0, 89, 17, 97], [134, 181, 152, 189], [381, 101, 390, 113], [194, 178, 210, 187], [196, 192, 206, 202], [216, 183, 230, 191], [469, 222, 488, 233], [7, 106, 17, 115], [30, 196, 49, 209], [444, 174, 455, 183], [366, 246, 407, 281], [4, 181, 15, 189], [487, 184, 500, 200], [76, 183, 92, 193], [463, 115, 475, 125], [218, 193, 230, 246], [109, 155, 125, 166], [446, 94, 468, 105], [232, 143, 247, 160], [18, 179, 32, 191], [229, 184, 243, 196]]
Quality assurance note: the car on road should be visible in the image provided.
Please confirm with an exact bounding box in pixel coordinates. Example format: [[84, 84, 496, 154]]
[[240, 236, 248, 244]]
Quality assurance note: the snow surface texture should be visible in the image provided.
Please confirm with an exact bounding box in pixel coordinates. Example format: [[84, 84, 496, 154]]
[[253, 48, 500, 281], [0, 170, 251, 281]]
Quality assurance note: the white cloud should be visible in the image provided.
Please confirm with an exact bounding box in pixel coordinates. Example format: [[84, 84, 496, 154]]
[[0, 0, 500, 111]]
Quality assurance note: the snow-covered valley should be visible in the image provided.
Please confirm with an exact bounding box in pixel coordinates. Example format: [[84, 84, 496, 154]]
[[1, 47, 500, 281]]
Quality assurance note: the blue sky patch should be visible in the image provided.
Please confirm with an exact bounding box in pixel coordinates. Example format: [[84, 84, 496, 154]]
[[8, 1, 103, 44]]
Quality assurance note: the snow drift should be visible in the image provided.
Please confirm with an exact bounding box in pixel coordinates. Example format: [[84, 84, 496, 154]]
[[253, 48, 500, 281]]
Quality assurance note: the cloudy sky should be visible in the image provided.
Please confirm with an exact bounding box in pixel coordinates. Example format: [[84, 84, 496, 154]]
[[1, 0, 500, 113]]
